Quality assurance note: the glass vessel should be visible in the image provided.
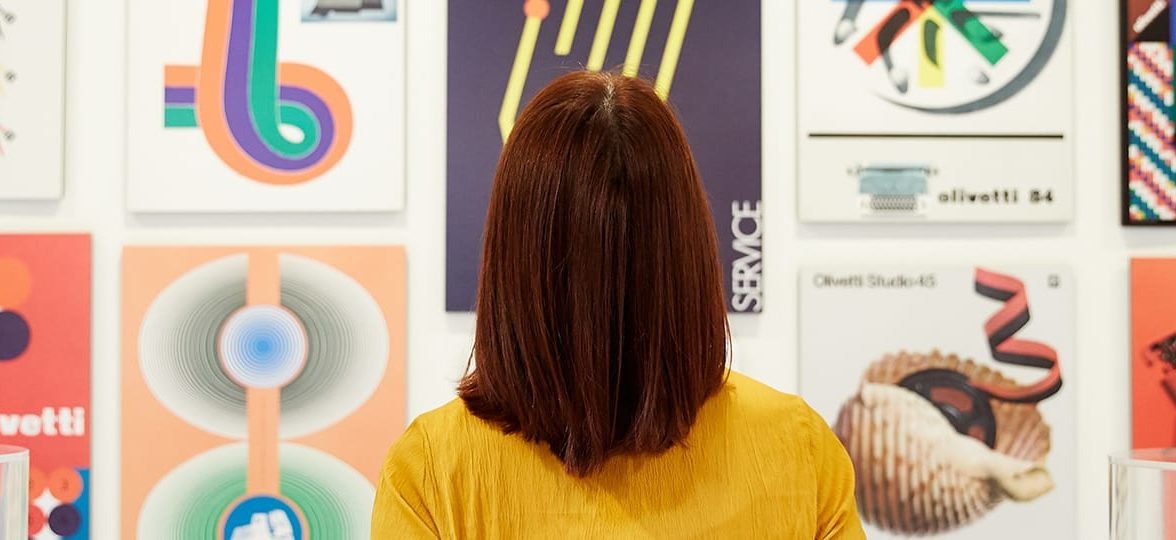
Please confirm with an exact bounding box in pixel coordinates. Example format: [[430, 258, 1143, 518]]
[[1111, 448, 1176, 540], [0, 446, 28, 540]]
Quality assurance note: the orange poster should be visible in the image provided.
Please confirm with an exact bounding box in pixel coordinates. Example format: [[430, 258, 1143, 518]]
[[1131, 258, 1176, 446], [0, 234, 90, 539], [121, 246, 405, 539]]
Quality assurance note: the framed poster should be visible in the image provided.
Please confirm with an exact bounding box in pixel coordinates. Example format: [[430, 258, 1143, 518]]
[[0, 234, 90, 539], [0, 0, 66, 200], [126, 0, 406, 212], [447, 0, 763, 312], [797, 1, 1072, 223], [799, 264, 1075, 538], [121, 246, 405, 538], [1122, 0, 1176, 224]]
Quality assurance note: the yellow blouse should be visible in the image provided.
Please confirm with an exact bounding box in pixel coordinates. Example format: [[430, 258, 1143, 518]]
[[371, 372, 865, 539]]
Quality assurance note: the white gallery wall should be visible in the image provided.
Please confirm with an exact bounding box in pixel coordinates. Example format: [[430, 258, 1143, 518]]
[[0, 0, 1133, 537]]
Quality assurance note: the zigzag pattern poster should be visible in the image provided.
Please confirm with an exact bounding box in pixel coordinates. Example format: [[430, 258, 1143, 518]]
[[1123, 0, 1176, 224], [447, 0, 763, 313]]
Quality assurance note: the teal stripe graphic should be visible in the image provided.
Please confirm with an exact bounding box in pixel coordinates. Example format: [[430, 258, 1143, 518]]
[[1130, 191, 1162, 221]]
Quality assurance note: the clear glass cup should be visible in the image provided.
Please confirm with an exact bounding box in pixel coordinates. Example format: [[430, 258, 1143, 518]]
[[0, 445, 28, 540], [1111, 448, 1176, 539]]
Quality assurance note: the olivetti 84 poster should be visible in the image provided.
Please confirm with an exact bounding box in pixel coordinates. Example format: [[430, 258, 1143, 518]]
[[797, 1, 1073, 223]]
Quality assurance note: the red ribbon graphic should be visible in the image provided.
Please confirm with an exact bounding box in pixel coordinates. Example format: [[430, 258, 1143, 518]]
[[974, 268, 1063, 403]]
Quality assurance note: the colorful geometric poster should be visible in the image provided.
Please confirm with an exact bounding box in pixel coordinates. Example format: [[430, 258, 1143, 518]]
[[799, 265, 1075, 538], [126, 0, 405, 212], [121, 246, 405, 539], [797, 1, 1072, 222], [0, 0, 67, 200], [1129, 258, 1176, 445], [447, 0, 763, 312], [1122, 1, 1176, 224], [0, 234, 91, 539]]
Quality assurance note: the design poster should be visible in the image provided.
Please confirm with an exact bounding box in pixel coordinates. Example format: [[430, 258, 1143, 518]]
[[0, 0, 66, 200], [799, 265, 1075, 538], [1122, 1, 1176, 224], [121, 246, 406, 539], [796, 1, 1072, 222], [1129, 258, 1176, 538], [447, 0, 763, 312], [1129, 258, 1176, 445], [125, 0, 405, 212], [0, 235, 91, 539]]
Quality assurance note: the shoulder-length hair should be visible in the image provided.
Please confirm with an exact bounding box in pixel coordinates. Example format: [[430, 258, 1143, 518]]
[[459, 71, 729, 476]]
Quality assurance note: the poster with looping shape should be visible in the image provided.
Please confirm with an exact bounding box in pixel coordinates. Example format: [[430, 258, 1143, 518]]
[[126, 0, 405, 212], [121, 246, 406, 539], [0, 0, 66, 200], [796, 1, 1073, 223], [799, 264, 1076, 539], [0, 234, 90, 539]]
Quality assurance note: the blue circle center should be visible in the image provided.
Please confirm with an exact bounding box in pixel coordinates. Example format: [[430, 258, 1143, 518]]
[[219, 305, 308, 389], [253, 338, 273, 356]]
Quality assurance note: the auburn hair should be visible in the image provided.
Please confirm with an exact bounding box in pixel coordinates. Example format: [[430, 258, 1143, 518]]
[[459, 71, 730, 476]]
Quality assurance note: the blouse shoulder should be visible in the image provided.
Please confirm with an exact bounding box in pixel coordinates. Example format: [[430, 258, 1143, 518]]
[[413, 398, 472, 426], [372, 399, 504, 538], [720, 372, 865, 539], [721, 371, 819, 429], [372, 411, 442, 538], [410, 398, 496, 443]]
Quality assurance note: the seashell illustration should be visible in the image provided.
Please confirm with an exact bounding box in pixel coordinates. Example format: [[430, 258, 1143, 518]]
[[834, 351, 1055, 535]]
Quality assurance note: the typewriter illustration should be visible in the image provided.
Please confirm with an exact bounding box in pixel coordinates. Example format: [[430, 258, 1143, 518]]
[[310, 0, 384, 17], [854, 162, 933, 216]]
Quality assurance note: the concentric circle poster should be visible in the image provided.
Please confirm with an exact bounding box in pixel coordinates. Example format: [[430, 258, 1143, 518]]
[[120, 246, 405, 539]]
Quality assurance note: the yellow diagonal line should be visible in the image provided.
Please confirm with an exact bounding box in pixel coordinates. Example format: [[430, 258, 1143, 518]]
[[500, 16, 544, 142], [587, 0, 622, 71], [624, 0, 658, 77], [555, 0, 584, 55], [655, 0, 693, 99]]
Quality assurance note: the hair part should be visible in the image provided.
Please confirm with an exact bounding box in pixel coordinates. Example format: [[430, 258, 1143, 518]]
[[460, 71, 730, 476]]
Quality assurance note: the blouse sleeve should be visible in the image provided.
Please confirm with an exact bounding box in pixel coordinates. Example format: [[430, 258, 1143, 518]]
[[371, 420, 441, 539], [807, 404, 866, 540]]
